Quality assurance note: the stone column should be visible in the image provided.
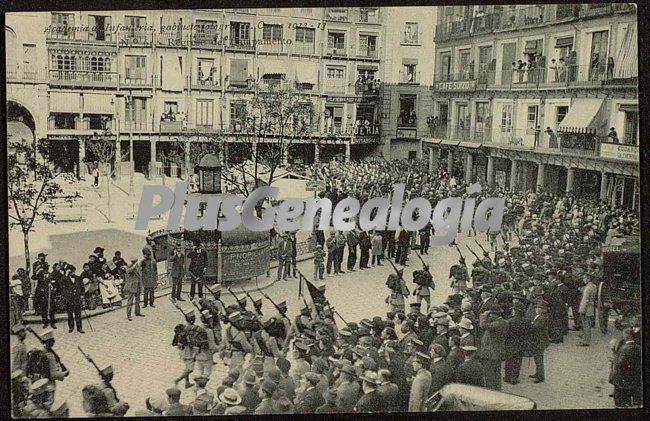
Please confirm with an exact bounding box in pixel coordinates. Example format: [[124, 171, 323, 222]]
[[465, 152, 473, 184], [428, 148, 435, 173], [509, 159, 518, 190], [78, 138, 86, 178], [486, 155, 494, 186], [185, 140, 191, 179], [345, 142, 351, 162], [600, 172, 608, 201], [566, 167, 575, 193], [447, 150, 454, 173], [314, 143, 320, 164], [129, 136, 134, 162], [150, 140, 157, 178], [536, 162, 545, 192]]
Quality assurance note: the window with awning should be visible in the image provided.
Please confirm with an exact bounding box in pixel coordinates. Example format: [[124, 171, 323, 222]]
[[558, 98, 605, 134], [50, 91, 81, 113], [618, 103, 638, 113], [260, 59, 287, 78], [295, 62, 319, 85], [614, 23, 637, 79], [83, 93, 114, 114], [554, 36, 573, 49]]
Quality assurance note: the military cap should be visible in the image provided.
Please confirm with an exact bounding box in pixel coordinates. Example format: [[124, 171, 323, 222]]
[[458, 319, 474, 330], [99, 364, 113, 376], [11, 324, 25, 334], [433, 311, 447, 319], [165, 387, 181, 398], [40, 328, 55, 342]]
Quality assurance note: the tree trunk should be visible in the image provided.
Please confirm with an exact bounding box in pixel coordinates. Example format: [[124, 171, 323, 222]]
[[106, 174, 112, 222], [23, 229, 31, 275]]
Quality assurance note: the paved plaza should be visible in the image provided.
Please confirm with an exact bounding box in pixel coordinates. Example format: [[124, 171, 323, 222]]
[[11, 231, 617, 415]]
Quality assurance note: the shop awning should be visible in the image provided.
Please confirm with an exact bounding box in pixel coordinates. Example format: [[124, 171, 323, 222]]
[[357, 64, 378, 71], [618, 103, 638, 113], [261, 59, 288, 77], [558, 98, 605, 134], [50, 91, 81, 113], [459, 141, 482, 148], [614, 23, 637, 79], [295, 62, 319, 84], [422, 137, 442, 144], [83, 93, 114, 114], [555, 36, 573, 48], [440, 139, 460, 146]]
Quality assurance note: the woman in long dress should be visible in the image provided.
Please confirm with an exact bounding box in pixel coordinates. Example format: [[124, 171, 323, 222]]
[[98, 265, 122, 307]]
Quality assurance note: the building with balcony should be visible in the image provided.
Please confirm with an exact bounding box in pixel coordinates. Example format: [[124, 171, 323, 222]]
[[425, 3, 638, 208], [377, 6, 437, 160], [7, 7, 411, 177]]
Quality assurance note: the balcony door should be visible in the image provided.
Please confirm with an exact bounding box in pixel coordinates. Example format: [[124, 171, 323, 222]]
[[500, 42, 516, 85]]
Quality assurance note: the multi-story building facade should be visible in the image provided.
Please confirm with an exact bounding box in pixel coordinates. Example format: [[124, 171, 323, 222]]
[[425, 4, 638, 209], [7, 7, 423, 177]]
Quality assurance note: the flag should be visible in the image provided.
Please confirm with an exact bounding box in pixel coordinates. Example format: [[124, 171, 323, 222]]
[[304, 279, 327, 306]]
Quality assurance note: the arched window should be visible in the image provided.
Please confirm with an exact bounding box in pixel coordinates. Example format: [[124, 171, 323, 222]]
[[91, 57, 98, 72], [57, 55, 64, 70], [6, 27, 18, 70], [104, 57, 111, 72]]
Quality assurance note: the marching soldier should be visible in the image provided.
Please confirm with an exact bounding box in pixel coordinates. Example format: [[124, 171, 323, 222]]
[[21, 379, 56, 418], [94, 364, 130, 416], [224, 311, 254, 371], [196, 310, 220, 378], [173, 308, 198, 389]]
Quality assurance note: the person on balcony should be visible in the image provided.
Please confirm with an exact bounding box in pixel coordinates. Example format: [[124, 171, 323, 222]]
[[590, 52, 600, 81], [545, 127, 558, 148], [557, 58, 567, 82], [549, 59, 558, 82], [608, 127, 619, 144]]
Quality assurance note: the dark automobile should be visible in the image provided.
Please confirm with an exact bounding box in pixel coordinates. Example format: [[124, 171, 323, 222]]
[[597, 235, 640, 333]]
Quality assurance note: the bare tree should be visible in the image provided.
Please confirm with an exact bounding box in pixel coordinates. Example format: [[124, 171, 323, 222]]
[[86, 122, 129, 222], [8, 140, 81, 274], [218, 86, 315, 203]]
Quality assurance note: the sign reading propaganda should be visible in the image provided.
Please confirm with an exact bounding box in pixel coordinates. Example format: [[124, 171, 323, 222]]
[[220, 242, 270, 282], [396, 128, 418, 139], [434, 80, 477, 91], [599, 143, 638, 162]]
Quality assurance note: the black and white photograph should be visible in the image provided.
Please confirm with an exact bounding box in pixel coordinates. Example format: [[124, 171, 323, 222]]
[[4, 3, 644, 417]]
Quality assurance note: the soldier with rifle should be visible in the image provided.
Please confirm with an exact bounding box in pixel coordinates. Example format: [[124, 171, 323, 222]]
[[385, 260, 410, 314], [411, 251, 434, 312], [171, 305, 198, 389], [258, 288, 292, 351], [190, 301, 220, 378], [450, 246, 470, 294], [78, 346, 130, 416], [26, 327, 68, 388], [223, 310, 254, 371]]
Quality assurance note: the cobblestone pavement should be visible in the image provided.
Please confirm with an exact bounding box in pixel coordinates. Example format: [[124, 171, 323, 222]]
[[12, 232, 617, 415]]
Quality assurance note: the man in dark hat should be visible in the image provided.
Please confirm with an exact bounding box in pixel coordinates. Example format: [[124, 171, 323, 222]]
[[187, 240, 208, 300], [455, 346, 485, 387], [168, 246, 185, 302], [478, 305, 507, 391], [58, 264, 85, 334], [504, 301, 528, 384], [295, 372, 325, 413], [530, 301, 550, 383], [335, 363, 360, 411]]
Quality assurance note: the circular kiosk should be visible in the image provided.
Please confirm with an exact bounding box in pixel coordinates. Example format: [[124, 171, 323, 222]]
[[147, 153, 271, 284]]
